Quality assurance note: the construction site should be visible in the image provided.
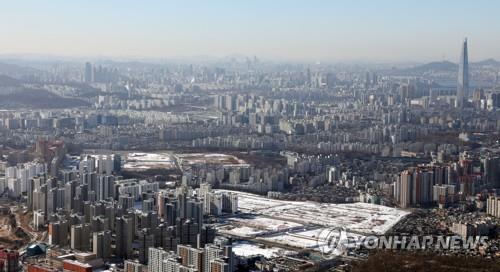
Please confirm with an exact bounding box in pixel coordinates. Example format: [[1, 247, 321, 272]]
[[0, 198, 45, 251]]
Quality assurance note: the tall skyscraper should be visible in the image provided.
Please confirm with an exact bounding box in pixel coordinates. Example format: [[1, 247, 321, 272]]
[[456, 38, 469, 108], [84, 62, 94, 83]]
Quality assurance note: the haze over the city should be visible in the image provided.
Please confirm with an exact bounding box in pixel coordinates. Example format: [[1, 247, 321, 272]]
[[1, 1, 500, 272], [1, 0, 500, 62]]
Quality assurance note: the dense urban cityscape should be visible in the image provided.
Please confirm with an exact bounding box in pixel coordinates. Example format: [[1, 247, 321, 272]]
[[1, 1, 500, 271]]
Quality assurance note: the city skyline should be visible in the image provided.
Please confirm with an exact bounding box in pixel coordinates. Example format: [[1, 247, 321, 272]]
[[1, 0, 500, 62], [0, 2, 500, 271]]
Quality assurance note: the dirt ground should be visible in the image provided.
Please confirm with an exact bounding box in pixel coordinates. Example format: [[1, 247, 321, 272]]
[[0, 205, 44, 250]]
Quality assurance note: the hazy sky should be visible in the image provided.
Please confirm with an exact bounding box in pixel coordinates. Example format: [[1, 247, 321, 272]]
[[1, 0, 499, 62]]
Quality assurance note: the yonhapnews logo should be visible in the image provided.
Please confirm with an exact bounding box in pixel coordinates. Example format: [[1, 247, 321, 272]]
[[316, 227, 488, 258]]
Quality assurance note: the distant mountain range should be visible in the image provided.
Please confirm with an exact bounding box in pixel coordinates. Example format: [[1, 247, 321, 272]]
[[0, 73, 90, 109], [0, 74, 21, 87], [410, 61, 458, 72], [0, 61, 42, 79], [0, 87, 90, 109], [398, 59, 500, 74], [473, 58, 500, 67]]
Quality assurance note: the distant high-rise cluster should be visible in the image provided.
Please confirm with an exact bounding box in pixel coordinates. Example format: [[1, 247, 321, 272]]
[[395, 154, 500, 208], [84, 62, 94, 83], [84, 62, 118, 83], [1, 31, 500, 271]]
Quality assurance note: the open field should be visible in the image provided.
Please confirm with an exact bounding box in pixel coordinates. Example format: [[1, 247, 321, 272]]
[[232, 240, 296, 258], [220, 190, 410, 235], [176, 153, 249, 168], [215, 190, 410, 255], [123, 152, 177, 170], [121, 151, 250, 171]]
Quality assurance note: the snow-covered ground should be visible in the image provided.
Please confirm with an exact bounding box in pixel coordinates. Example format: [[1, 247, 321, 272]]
[[257, 227, 365, 253], [214, 190, 409, 256], [218, 225, 266, 238], [218, 190, 409, 235], [123, 152, 176, 170], [232, 241, 296, 258], [218, 215, 305, 238], [228, 216, 303, 232], [176, 153, 249, 168]]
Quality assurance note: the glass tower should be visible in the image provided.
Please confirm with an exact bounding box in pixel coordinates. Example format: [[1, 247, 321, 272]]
[[456, 38, 469, 108]]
